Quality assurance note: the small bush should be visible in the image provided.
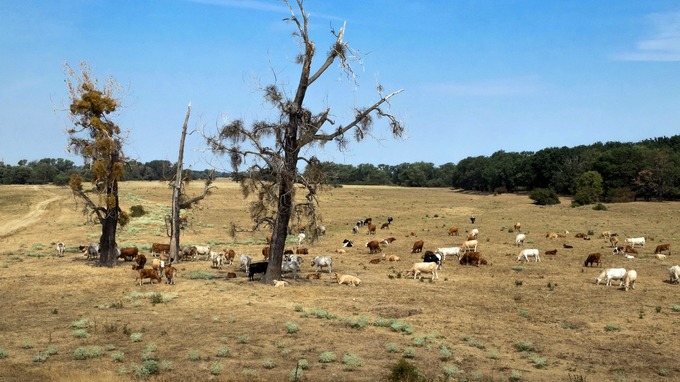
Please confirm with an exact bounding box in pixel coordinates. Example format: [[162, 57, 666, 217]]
[[510, 369, 523, 381], [403, 347, 416, 358], [387, 359, 424, 382], [342, 352, 364, 370], [149, 292, 163, 305], [297, 358, 309, 370], [308, 307, 329, 319], [289, 366, 304, 381], [186, 271, 214, 280], [142, 359, 160, 375], [319, 351, 336, 363], [529, 188, 560, 205], [73, 346, 103, 360], [71, 318, 90, 329], [518, 309, 529, 319], [439, 345, 452, 361], [411, 336, 427, 347], [487, 350, 502, 359], [529, 353, 547, 368], [386, 343, 399, 353], [33, 352, 48, 363], [130, 205, 146, 217], [263, 358, 277, 369], [0, 348, 8, 359], [443, 365, 461, 378], [210, 362, 223, 376], [216, 346, 231, 357], [237, 335, 249, 344], [72, 329, 89, 338], [284, 321, 300, 334], [188, 350, 201, 361], [344, 315, 370, 329], [592, 203, 608, 211], [512, 265, 525, 272], [111, 351, 125, 363], [45, 345, 58, 356], [21, 342, 33, 349], [604, 324, 620, 332], [130, 333, 143, 342], [671, 304, 680, 312], [514, 341, 534, 352]]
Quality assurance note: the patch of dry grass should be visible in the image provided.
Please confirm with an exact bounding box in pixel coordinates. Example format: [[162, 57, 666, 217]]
[[0, 181, 679, 381]]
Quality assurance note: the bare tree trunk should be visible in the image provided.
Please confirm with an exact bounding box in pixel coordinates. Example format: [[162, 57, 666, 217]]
[[99, 180, 119, 267], [169, 103, 192, 263]]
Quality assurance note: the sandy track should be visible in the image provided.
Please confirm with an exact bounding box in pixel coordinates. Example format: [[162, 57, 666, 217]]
[[0, 186, 62, 238]]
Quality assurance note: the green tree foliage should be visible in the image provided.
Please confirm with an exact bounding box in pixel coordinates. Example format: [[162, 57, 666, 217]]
[[571, 171, 604, 206], [529, 188, 560, 205]]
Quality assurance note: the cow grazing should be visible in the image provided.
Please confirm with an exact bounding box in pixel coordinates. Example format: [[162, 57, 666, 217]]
[[311, 256, 333, 273], [366, 240, 381, 254], [56, 242, 65, 257], [584, 253, 602, 267], [380, 223, 390, 230], [595, 268, 627, 286], [654, 244, 671, 255], [459, 251, 485, 266], [461, 240, 478, 252], [352, 225, 359, 234], [118, 247, 139, 261], [422, 252, 442, 269], [248, 262, 269, 281], [334, 273, 361, 286], [546, 232, 559, 239], [411, 240, 425, 253], [134, 254, 147, 269], [406, 262, 439, 280], [151, 243, 170, 257], [448, 226, 459, 236], [544, 249, 558, 256], [624, 237, 645, 248], [516, 249, 540, 262]]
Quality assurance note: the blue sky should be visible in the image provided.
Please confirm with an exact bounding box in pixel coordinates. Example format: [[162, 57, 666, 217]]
[[1, 0, 679, 171]]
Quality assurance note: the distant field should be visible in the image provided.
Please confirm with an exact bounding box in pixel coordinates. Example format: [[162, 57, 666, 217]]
[[0, 180, 678, 382]]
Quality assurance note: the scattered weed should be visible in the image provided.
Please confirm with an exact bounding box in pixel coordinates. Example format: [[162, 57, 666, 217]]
[[130, 332, 143, 342], [216, 346, 231, 357], [528, 353, 547, 368], [487, 349, 502, 359], [111, 351, 125, 362], [72, 329, 89, 338], [512, 265, 526, 272], [510, 369, 523, 381], [21, 342, 33, 349], [294, 304, 304, 312], [671, 304, 680, 312], [403, 347, 416, 358], [443, 364, 461, 378], [387, 359, 423, 382], [45, 345, 58, 356], [188, 350, 201, 361], [33, 352, 48, 363], [210, 362, 223, 375], [514, 341, 534, 352], [71, 318, 89, 329], [0, 348, 8, 359], [237, 335, 249, 344], [604, 324, 620, 332], [73, 346, 103, 360], [343, 352, 364, 370], [411, 336, 427, 347], [263, 358, 277, 369], [518, 309, 530, 319], [186, 271, 214, 280], [386, 343, 399, 353]]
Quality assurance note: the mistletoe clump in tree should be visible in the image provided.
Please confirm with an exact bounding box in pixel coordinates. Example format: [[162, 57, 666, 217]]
[[207, 0, 404, 283], [64, 62, 127, 267]]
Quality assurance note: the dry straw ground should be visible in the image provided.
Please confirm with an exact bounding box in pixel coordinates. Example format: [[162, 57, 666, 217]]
[[0, 180, 679, 382]]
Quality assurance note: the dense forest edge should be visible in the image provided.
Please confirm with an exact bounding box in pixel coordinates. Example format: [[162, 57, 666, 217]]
[[2, 135, 679, 202]]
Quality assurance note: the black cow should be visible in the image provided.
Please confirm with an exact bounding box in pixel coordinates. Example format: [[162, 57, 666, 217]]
[[343, 239, 354, 248], [248, 262, 269, 281], [422, 251, 442, 269]]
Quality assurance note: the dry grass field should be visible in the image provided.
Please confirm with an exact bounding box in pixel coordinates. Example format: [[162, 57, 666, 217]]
[[1, 180, 679, 382]]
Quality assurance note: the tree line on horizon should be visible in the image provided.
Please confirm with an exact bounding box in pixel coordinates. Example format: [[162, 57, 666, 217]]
[[2, 134, 679, 202]]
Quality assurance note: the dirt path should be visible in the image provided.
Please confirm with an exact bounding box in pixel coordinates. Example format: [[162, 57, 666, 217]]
[[0, 186, 62, 238]]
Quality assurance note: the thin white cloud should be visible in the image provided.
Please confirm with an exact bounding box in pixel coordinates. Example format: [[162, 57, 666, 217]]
[[615, 11, 680, 61], [422, 76, 541, 97]]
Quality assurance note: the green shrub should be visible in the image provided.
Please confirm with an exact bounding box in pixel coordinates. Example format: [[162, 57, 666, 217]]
[[284, 321, 300, 334], [443, 364, 461, 378], [411, 336, 427, 347], [386, 343, 399, 353], [514, 341, 534, 352], [671, 304, 680, 312], [529, 188, 560, 205], [33, 352, 48, 363], [319, 351, 336, 363], [297, 358, 309, 369], [45, 345, 58, 356], [386, 359, 424, 382], [188, 350, 201, 361], [21, 342, 33, 349], [289, 366, 304, 381], [237, 335, 249, 344], [510, 369, 523, 381], [0, 348, 7, 359], [210, 362, 223, 376], [142, 359, 160, 375], [529, 353, 547, 368], [343, 315, 370, 329], [604, 324, 620, 332], [73, 346, 103, 360], [216, 346, 231, 357], [130, 205, 146, 217], [71, 318, 90, 329], [186, 271, 214, 280], [72, 329, 89, 338], [439, 345, 452, 361], [111, 351, 125, 363], [403, 347, 416, 358], [130, 333, 143, 342], [592, 203, 607, 211], [294, 304, 304, 312], [342, 352, 364, 370], [263, 358, 277, 369]]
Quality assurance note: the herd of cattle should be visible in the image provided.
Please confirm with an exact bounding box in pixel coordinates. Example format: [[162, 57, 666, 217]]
[[56, 215, 679, 289]]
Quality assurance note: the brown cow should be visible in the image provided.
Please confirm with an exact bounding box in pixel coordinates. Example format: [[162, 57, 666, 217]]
[[134, 254, 147, 269], [544, 249, 558, 256], [367, 224, 377, 235], [513, 222, 521, 232], [411, 240, 424, 253], [135, 269, 161, 286], [223, 249, 236, 265], [654, 244, 671, 255], [584, 253, 602, 267], [164, 266, 178, 285], [151, 243, 170, 256], [117, 247, 139, 261], [459, 251, 486, 266], [368, 258, 381, 264], [624, 246, 638, 254], [306, 273, 321, 280], [296, 247, 309, 255], [546, 232, 559, 239], [609, 237, 619, 248], [575, 233, 588, 239], [262, 246, 270, 259], [366, 240, 381, 254], [381, 237, 397, 245], [380, 223, 390, 230], [448, 226, 459, 236]]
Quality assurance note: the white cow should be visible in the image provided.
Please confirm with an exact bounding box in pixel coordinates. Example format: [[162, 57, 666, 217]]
[[516, 249, 540, 262], [462, 240, 478, 252], [624, 237, 645, 248], [595, 268, 627, 286], [668, 265, 680, 284], [435, 247, 461, 261], [56, 242, 66, 257], [297, 233, 306, 246], [515, 233, 526, 246]]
